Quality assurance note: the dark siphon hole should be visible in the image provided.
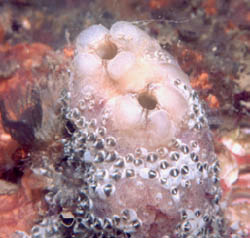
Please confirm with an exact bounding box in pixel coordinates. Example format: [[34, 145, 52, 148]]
[[96, 41, 118, 60], [138, 92, 157, 110]]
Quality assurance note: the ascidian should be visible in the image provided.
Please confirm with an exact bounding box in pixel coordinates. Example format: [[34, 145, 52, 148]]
[[0, 22, 244, 238]]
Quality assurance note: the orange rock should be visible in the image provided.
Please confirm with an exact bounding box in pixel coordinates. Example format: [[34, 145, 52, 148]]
[[206, 94, 220, 108], [202, 0, 217, 16], [0, 42, 58, 237], [177, 47, 203, 74], [63, 46, 74, 58], [149, 0, 172, 9], [0, 174, 44, 238], [0, 42, 51, 172], [0, 123, 19, 177], [191, 72, 213, 90], [224, 20, 237, 33]]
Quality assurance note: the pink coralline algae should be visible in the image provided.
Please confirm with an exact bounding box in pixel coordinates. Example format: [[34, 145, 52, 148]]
[[1, 22, 245, 238]]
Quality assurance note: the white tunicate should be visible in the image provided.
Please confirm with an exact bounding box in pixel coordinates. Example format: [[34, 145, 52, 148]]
[[163, 64, 191, 89], [96, 185, 106, 200], [74, 53, 102, 77], [95, 169, 108, 180], [83, 150, 93, 163], [107, 51, 136, 81], [113, 95, 142, 131], [154, 83, 189, 122], [122, 208, 138, 222], [110, 21, 150, 52], [76, 24, 109, 52], [147, 110, 173, 144]]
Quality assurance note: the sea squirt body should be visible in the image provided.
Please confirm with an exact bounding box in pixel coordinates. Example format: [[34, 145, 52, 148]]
[[62, 21, 225, 238]]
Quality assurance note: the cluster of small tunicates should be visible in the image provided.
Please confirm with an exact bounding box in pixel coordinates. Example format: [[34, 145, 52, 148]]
[[186, 90, 208, 131], [22, 21, 242, 238], [29, 91, 223, 238], [25, 94, 235, 238], [27, 92, 135, 238], [30, 216, 61, 238]]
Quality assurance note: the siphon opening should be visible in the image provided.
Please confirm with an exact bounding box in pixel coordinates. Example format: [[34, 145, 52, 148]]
[[138, 92, 157, 110], [96, 41, 118, 60]]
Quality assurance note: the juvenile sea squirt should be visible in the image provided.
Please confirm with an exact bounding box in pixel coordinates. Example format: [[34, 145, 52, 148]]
[[30, 21, 230, 238]]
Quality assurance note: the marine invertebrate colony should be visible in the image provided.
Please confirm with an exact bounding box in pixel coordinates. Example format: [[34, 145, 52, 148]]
[[0, 22, 243, 238]]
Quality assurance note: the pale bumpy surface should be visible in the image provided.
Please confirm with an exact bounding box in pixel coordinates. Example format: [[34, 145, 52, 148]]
[[29, 21, 230, 238]]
